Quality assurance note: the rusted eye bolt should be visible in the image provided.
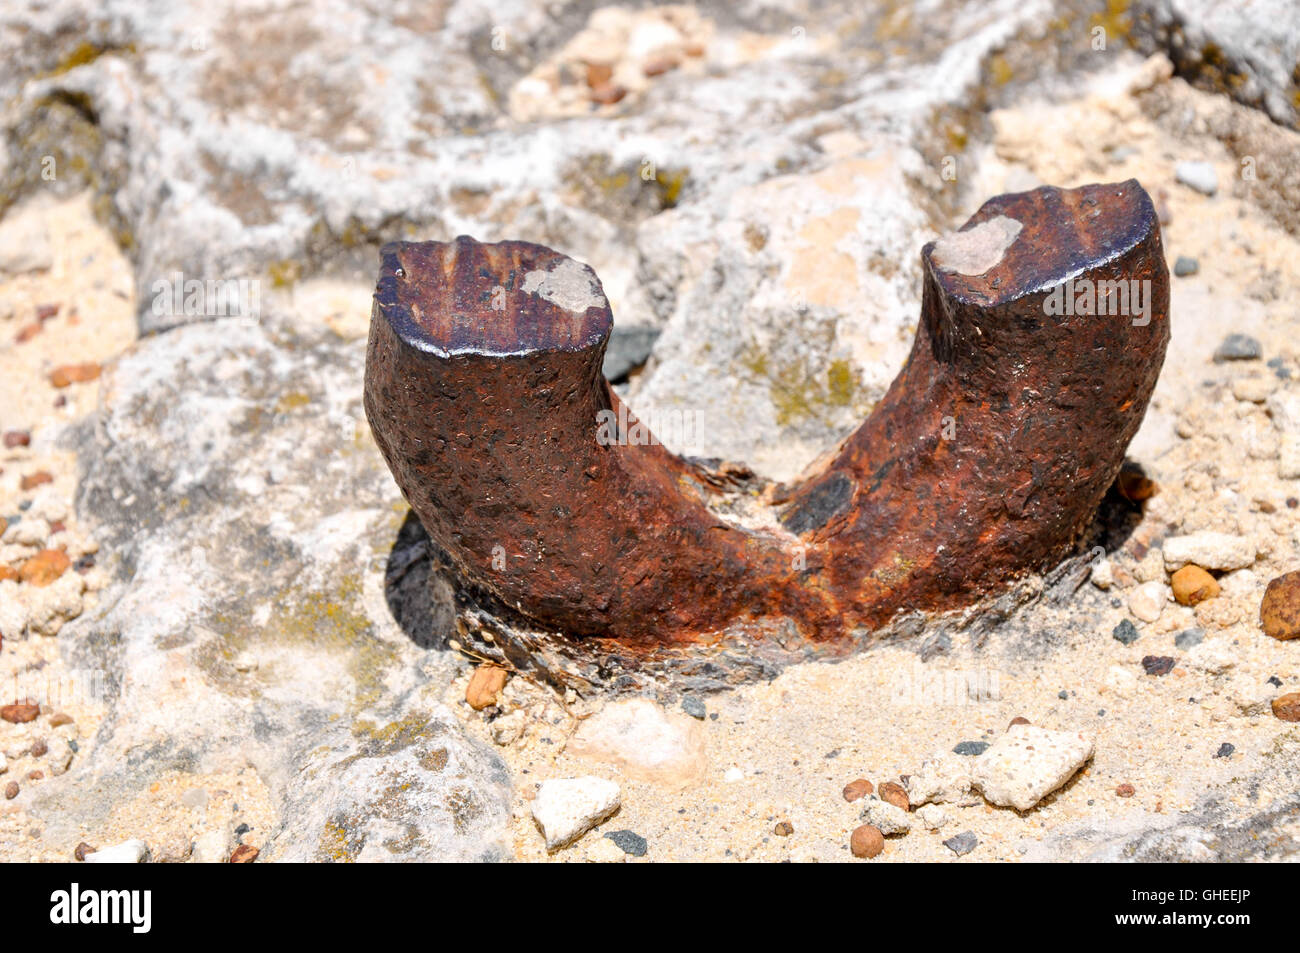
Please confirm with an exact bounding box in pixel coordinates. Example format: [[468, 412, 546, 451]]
[[364, 180, 1169, 688]]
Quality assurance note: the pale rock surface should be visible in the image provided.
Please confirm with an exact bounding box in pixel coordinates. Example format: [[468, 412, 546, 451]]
[[569, 697, 707, 788], [531, 777, 621, 850], [917, 804, 949, 830], [1162, 532, 1256, 571], [903, 752, 974, 806], [859, 796, 912, 835], [1128, 581, 1170, 623], [972, 725, 1094, 811], [84, 839, 147, 863]]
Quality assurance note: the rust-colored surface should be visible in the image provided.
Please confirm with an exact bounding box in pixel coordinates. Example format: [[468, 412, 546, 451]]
[[364, 180, 1169, 655]]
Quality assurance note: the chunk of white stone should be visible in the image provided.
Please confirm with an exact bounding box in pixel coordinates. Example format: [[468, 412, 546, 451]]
[[903, 753, 973, 806], [1185, 640, 1236, 675], [1175, 160, 1218, 196], [531, 777, 621, 850], [1090, 557, 1113, 590], [971, 725, 1094, 811], [46, 735, 73, 776], [84, 839, 148, 863], [1162, 532, 1255, 571], [859, 796, 912, 835], [1128, 581, 1169, 623], [569, 698, 707, 788], [916, 804, 949, 830]]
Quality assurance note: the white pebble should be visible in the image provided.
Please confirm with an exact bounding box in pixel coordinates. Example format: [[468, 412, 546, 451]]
[[84, 839, 148, 863], [1090, 558, 1113, 590], [903, 753, 973, 806], [531, 777, 621, 850], [1162, 531, 1255, 571], [1175, 160, 1218, 196], [859, 796, 912, 835], [917, 804, 948, 830], [1128, 580, 1169, 623], [972, 724, 1094, 811]]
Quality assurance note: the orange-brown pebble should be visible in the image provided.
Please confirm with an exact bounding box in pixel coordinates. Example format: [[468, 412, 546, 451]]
[[20, 471, 53, 491], [1116, 468, 1157, 503], [1171, 565, 1219, 606], [230, 844, 260, 863], [1260, 570, 1300, 641], [466, 665, 509, 710], [1, 702, 40, 724], [590, 83, 627, 105], [1008, 716, 1031, 729], [850, 824, 884, 858], [1116, 783, 1136, 798], [878, 781, 910, 812], [19, 549, 71, 587], [842, 778, 873, 802], [50, 362, 101, 388], [1272, 693, 1300, 723], [584, 62, 613, 88]]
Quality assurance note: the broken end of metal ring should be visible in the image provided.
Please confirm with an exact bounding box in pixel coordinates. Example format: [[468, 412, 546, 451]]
[[364, 179, 1170, 659]]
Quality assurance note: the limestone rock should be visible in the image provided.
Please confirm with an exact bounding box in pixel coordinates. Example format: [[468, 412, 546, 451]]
[[972, 725, 1094, 811], [531, 777, 621, 850], [84, 839, 148, 863], [1162, 532, 1256, 572], [902, 753, 973, 807], [858, 796, 912, 835], [569, 697, 707, 788]]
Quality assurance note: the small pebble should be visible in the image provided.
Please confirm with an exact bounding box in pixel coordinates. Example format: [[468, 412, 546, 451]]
[[1273, 693, 1300, 723], [850, 824, 884, 858], [19, 471, 53, 491], [773, 821, 794, 837], [680, 696, 706, 720], [30, 739, 47, 758], [1175, 160, 1217, 195], [842, 778, 873, 802], [952, 741, 989, 756], [18, 549, 70, 586], [1116, 783, 1136, 797], [1260, 570, 1300, 641], [1057, 690, 1069, 700], [604, 829, 648, 857], [4, 781, 18, 799], [465, 664, 509, 710], [1173, 256, 1198, 277], [1212, 333, 1262, 363], [1112, 619, 1140, 645], [49, 362, 101, 388], [2, 430, 30, 448], [877, 781, 909, 812], [1174, 628, 1205, 651], [1214, 743, 1235, 759], [1142, 655, 1175, 676], [1, 702, 40, 724], [1007, 716, 1031, 729], [84, 839, 147, 863], [229, 844, 260, 863], [942, 831, 977, 856], [74, 841, 97, 861], [1171, 565, 1219, 606]]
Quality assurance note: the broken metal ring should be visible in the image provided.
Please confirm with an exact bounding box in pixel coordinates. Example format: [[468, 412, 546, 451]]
[[364, 180, 1169, 676]]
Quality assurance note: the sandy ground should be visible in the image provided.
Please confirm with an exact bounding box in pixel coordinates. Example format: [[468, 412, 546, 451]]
[[0, 64, 1296, 861]]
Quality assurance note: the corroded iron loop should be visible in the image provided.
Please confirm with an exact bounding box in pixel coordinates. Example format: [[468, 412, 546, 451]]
[[364, 180, 1170, 655]]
